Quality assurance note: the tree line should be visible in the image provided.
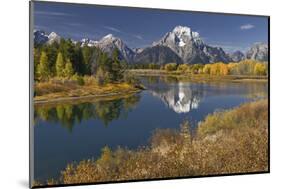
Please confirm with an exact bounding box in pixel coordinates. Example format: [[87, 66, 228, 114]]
[[34, 38, 127, 85], [35, 39, 268, 83], [130, 60, 268, 76]]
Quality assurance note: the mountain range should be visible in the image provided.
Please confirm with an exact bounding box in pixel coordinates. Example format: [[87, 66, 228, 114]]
[[34, 25, 269, 64]]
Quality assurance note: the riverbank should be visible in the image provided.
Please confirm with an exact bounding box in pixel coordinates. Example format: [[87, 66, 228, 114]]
[[34, 77, 143, 104], [129, 69, 268, 82], [33, 99, 268, 187]]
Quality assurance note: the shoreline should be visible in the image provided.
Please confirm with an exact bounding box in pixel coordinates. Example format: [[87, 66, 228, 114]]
[[129, 69, 268, 83], [34, 73, 267, 105], [34, 88, 141, 105]]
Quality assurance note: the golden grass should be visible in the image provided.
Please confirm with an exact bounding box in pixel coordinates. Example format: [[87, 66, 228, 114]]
[[33, 99, 268, 187], [34, 77, 141, 103], [198, 99, 268, 136]]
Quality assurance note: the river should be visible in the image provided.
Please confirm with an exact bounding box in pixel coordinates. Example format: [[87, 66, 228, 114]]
[[34, 76, 268, 181]]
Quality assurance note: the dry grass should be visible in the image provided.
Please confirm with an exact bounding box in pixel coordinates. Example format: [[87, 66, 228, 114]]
[[34, 77, 140, 103], [33, 99, 268, 187], [198, 99, 268, 136]]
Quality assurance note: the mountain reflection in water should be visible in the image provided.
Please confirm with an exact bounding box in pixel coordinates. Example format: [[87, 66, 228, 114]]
[[150, 82, 202, 113], [142, 76, 267, 114]]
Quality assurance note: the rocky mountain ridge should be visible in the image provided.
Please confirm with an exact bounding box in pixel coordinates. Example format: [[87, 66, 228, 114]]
[[34, 26, 268, 64]]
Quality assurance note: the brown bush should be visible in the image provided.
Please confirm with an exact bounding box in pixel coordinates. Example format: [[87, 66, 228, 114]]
[[33, 100, 268, 187]]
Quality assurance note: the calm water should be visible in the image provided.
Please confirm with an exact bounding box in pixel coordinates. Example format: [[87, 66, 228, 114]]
[[34, 76, 268, 181]]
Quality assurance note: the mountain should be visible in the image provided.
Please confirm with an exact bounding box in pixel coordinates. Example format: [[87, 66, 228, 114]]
[[246, 43, 268, 62], [134, 45, 182, 64], [34, 30, 48, 45], [33, 28, 267, 64], [228, 50, 245, 62], [132, 48, 144, 54], [152, 26, 231, 64], [47, 32, 61, 44], [202, 45, 232, 63], [80, 38, 98, 47], [34, 30, 60, 45], [94, 34, 135, 63]]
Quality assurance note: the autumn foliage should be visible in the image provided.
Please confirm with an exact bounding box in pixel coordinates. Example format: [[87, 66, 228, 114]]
[[168, 60, 268, 76], [33, 99, 268, 187]]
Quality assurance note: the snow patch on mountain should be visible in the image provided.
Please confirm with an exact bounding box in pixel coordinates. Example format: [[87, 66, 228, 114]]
[[47, 32, 61, 44], [246, 43, 268, 62], [153, 25, 229, 64], [178, 39, 186, 47]]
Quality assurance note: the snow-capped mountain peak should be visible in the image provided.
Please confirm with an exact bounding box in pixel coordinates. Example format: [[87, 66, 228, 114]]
[[172, 26, 192, 37], [153, 25, 214, 63], [171, 25, 203, 45], [47, 32, 61, 44], [154, 25, 204, 49], [95, 34, 135, 62], [246, 42, 268, 62], [80, 38, 98, 47], [33, 30, 60, 45], [101, 34, 116, 41], [48, 32, 58, 38], [81, 38, 90, 43]]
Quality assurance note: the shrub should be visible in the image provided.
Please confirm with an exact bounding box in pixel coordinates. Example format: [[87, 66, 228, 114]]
[[96, 68, 110, 86], [203, 64, 211, 74], [59, 100, 268, 184], [164, 63, 178, 71], [123, 72, 140, 85], [254, 63, 267, 75], [83, 76, 97, 85], [227, 63, 239, 75], [209, 62, 229, 75], [190, 64, 204, 74], [177, 64, 189, 73], [71, 74, 85, 86]]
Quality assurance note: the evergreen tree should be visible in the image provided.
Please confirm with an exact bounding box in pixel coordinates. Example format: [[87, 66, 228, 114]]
[[98, 52, 110, 72], [73, 46, 85, 74], [64, 59, 74, 78], [111, 48, 125, 82], [43, 43, 59, 75], [38, 51, 51, 81], [82, 46, 94, 74], [56, 52, 65, 77], [34, 48, 41, 80]]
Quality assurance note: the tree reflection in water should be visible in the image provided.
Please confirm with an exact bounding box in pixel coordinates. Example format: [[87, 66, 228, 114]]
[[34, 94, 141, 131]]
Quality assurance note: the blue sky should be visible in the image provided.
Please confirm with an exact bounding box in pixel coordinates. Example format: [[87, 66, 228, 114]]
[[34, 1, 268, 53]]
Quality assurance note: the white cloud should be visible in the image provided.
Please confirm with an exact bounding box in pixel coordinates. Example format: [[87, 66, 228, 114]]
[[34, 24, 48, 30], [133, 35, 143, 40], [103, 26, 121, 33], [35, 11, 71, 17], [240, 24, 255, 30], [103, 26, 143, 40]]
